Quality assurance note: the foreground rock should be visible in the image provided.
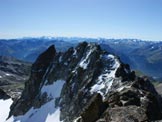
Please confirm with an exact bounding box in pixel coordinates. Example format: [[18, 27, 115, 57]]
[[8, 42, 162, 122]]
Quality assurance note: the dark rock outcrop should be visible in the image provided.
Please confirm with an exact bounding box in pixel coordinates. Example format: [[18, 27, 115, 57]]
[[9, 45, 56, 117], [0, 88, 10, 100], [80, 94, 108, 122], [23, 45, 56, 99]]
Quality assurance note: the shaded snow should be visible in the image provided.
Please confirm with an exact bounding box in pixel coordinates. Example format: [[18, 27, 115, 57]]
[[124, 68, 129, 74], [73, 49, 77, 57], [0, 98, 13, 122], [59, 56, 62, 63], [6, 100, 62, 122], [140, 96, 148, 103], [41, 80, 65, 99], [6, 80, 65, 122], [64, 62, 68, 66]]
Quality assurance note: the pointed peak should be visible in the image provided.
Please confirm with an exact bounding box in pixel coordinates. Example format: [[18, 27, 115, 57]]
[[46, 44, 56, 54]]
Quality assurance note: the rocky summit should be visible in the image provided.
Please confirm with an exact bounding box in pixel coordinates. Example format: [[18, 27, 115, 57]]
[[7, 42, 162, 122]]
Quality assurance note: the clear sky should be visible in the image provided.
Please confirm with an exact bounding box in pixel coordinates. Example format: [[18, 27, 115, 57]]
[[0, 0, 162, 41]]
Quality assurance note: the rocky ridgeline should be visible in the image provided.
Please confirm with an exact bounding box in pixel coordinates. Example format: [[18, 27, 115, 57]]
[[9, 42, 162, 122], [0, 56, 31, 99], [0, 56, 31, 84]]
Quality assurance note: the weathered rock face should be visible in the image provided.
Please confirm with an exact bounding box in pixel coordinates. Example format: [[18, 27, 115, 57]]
[[0, 88, 10, 100], [101, 106, 148, 122], [23, 45, 56, 99], [101, 77, 162, 121], [8, 42, 162, 122], [9, 45, 56, 116], [80, 94, 108, 122]]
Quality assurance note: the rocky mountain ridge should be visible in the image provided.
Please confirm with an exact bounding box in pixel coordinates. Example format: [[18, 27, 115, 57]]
[[6, 42, 162, 122], [0, 56, 31, 98], [0, 56, 31, 84], [99, 39, 162, 80], [0, 38, 77, 62]]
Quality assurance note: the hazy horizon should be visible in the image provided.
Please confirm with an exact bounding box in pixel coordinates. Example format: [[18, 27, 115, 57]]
[[1, 36, 162, 42], [1, 0, 162, 41]]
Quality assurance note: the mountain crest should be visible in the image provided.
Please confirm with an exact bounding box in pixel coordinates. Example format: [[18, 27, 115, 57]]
[[7, 42, 162, 122]]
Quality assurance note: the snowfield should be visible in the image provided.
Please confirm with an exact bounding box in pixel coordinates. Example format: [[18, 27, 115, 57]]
[[0, 99, 13, 122], [6, 80, 65, 122], [6, 100, 62, 122]]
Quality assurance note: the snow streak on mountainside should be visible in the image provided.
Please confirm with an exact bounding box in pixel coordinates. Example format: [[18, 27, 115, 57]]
[[90, 54, 120, 99], [3, 42, 162, 122]]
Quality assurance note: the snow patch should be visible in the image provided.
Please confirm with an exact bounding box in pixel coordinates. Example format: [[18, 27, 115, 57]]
[[0, 76, 2, 78], [59, 56, 62, 63], [124, 68, 129, 74], [64, 62, 68, 66], [90, 54, 120, 98], [120, 100, 127, 105], [73, 49, 77, 57], [116, 85, 131, 92], [90, 78, 114, 99], [73, 116, 82, 122], [5, 73, 11, 76], [0, 98, 13, 122], [42, 64, 51, 80]]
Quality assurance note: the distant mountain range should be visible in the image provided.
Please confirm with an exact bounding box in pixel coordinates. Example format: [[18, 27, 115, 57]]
[[0, 37, 162, 80], [0, 37, 78, 62]]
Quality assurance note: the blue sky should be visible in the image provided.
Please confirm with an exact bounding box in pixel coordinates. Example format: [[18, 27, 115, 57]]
[[0, 0, 162, 40]]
